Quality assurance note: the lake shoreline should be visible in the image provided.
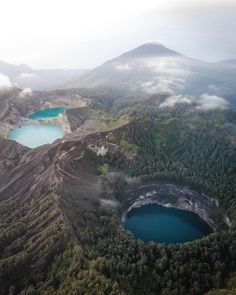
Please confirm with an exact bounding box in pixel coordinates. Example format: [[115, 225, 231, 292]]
[[121, 183, 230, 232], [5, 107, 70, 148]]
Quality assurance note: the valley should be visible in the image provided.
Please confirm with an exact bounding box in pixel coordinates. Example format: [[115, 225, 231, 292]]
[[0, 42, 236, 295]]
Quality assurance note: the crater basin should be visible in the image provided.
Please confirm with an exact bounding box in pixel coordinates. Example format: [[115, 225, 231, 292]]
[[7, 125, 63, 148], [29, 107, 65, 120], [124, 204, 212, 244]]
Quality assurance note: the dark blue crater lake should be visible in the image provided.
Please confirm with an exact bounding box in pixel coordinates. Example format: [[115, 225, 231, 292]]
[[124, 204, 212, 244], [29, 107, 65, 120]]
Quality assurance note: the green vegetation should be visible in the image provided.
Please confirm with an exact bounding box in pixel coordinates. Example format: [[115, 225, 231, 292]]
[[99, 163, 109, 174], [120, 138, 138, 153], [1, 104, 236, 294], [14, 208, 236, 295], [123, 111, 236, 225], [107, 133, 116, 142], [206, 274, 236, 295], [107, 130, 139, 153]]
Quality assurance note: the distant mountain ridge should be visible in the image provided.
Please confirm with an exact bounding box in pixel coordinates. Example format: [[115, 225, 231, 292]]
[[2, 42, 236, 103], [217, 59, 236, 66], [0, 60, 88, 91], [67, 41, 236, 105], [118, 41, 182, 59]]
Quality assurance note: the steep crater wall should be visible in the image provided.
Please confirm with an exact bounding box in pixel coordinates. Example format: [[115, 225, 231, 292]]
[[121, 183, 230, 231]]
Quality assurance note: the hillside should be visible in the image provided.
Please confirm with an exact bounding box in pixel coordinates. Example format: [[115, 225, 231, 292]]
[[68, 42, 236, 105], [0, 99, 236, 294], [1, 43, 236, 295]]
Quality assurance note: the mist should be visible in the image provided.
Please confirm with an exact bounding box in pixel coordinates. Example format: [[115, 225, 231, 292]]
[[0, 0, 235, 69]]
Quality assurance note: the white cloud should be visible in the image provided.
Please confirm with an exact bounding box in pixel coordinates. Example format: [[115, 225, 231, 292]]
[[19, 73, 37, 80], [159, 94, 192, 108], [159, 93, 230, 110], [207, 84, 220, 93], [197, 93, 229, 110], [138, 56, 190, 94], [0, 73, 12, 88], [114, 63, 132, 71], [19, 88, 33, 97], [141, 77, 185, 94], [142, 57, 190, 76], [0, 0, 235, 68], [100, 199, 118, 208]]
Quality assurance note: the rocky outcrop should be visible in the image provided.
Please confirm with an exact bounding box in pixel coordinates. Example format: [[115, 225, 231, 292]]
[[65, 107, 90, 132]]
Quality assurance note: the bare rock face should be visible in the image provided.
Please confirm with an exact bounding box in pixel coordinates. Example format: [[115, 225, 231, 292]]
[[0, 98, 9, 121], [0, 138, 28, 175], [57, 112, 72, 134], [65, 107, 90, 132]]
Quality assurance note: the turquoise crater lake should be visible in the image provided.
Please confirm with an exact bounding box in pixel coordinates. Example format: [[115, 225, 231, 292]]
[[124, 204, 212, 244], [7, 125, 63, 148], [29, 107, 65, 120]]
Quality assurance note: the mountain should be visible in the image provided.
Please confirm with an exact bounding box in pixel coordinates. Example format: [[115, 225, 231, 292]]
[[118, 41, 182, 58], [1, 42, 236, 295], [217, 59, 236, 66], [68, 41, 236, 104], [0, 60, 88, 91]]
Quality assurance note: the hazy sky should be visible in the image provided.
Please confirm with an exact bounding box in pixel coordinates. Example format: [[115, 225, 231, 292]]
[[1, 0, 236, 69]]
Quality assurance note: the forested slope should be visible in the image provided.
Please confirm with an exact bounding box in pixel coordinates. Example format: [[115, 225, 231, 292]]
[[0, 107, 236, 294]]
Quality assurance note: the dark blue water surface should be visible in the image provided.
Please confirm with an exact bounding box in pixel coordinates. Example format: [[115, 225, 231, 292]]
[[29, 107, 65, 120], [124, 204, 212, 244]]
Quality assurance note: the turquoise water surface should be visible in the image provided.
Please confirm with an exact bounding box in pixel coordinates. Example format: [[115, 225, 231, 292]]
[[124, 204, 212, 244], [29, 107, 65, 120], [7, 125, 63, 148]]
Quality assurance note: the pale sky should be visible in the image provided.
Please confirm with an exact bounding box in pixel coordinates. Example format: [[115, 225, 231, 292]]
[[0, 0, 235, 69]]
